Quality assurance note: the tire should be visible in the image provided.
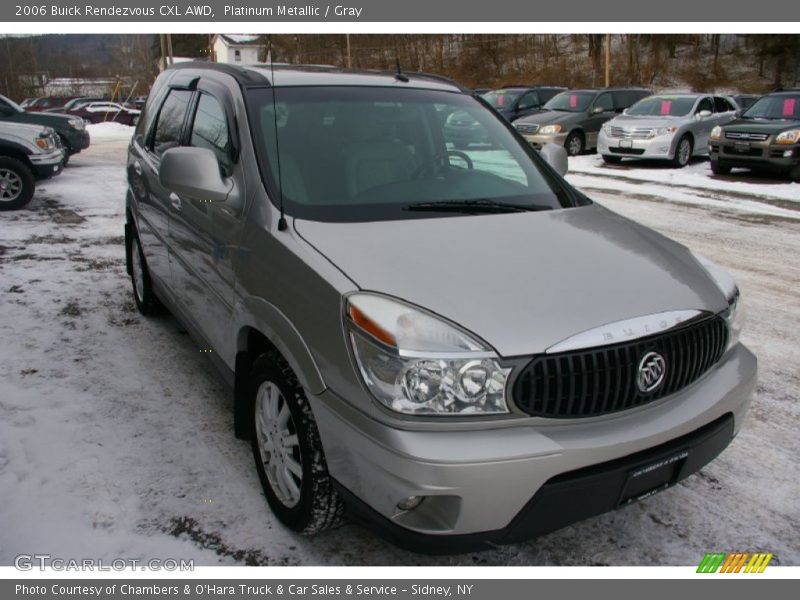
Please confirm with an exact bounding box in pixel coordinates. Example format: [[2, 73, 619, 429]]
[[565, 131, 584, 156], [710, 160, 731, 175], [672, 135, 693, 168], [789, 165, 800, 183], [127, 227, 163, 315], [602, 154, 622, 164], [250, 351, 344, 535], [0, 157, 36, 211]]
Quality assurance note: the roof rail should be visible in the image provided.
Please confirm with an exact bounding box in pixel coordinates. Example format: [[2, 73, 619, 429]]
[[166, 61, 270, 86]]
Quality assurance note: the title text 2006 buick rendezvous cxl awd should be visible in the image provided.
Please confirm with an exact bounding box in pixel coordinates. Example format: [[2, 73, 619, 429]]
[[125, 63, 756, 553]]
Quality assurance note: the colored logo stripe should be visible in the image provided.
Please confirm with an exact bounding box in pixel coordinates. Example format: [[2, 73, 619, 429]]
[[697, 552, 773, 573]]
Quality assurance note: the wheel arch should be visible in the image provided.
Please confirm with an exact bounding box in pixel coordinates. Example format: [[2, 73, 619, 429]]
[[233, 300, 326, 439]]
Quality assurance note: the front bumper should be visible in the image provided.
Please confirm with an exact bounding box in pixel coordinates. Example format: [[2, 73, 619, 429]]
[[311, 343, 756, 549], [597, 132, 677, 159], [522, 132, 568, 149], [29, 149, 65, 179], [61, 129, 91, 154], [709, 139, 799, 173]]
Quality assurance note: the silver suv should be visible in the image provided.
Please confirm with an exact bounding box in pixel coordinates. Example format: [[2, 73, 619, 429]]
[[125, 64, 756, 553]]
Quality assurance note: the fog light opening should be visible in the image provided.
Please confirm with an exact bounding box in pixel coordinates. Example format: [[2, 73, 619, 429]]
[[397, 495, 424, 511]]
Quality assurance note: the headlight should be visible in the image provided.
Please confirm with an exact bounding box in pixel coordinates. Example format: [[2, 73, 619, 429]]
[[68, 118, 85, 131], [652, 126, 678, 137], [539, 124, 562, 135], [693, 253, 743, 351], [345, 293, 510, 416], [775, 129, 800, 145], [35, 137, 51, 150], [709, 126, 722, 141]]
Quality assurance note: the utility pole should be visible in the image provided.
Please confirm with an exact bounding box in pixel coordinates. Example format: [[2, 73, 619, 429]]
[[346, 34, 352, 68], [604, 33, 611, 87], [159, 34, 168, 71], [166, 33, 174, 66]]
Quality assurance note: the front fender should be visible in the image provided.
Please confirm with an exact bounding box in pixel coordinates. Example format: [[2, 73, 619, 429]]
[[234, 295, 325, 394]]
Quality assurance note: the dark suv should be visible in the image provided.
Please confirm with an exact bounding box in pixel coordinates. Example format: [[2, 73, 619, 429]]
[[481, 86, 567, 122], [514, 88, 652, 155], [709, 89, 800, 182]]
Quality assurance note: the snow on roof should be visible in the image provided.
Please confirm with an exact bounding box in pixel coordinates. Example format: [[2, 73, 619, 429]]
[[220, 34, 261, 46]]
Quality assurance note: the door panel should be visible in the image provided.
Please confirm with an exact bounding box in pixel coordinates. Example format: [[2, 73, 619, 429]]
[[167, 89, 242, 359]]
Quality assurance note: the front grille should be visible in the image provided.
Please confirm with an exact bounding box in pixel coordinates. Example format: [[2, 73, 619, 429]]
[[608, 126, 653, 139], [609, 147, 646, 155], [723, 145, 763, 157], [725, 131, 769, 141], [515, 123, 539, 134], [513, 316, 728, 418]]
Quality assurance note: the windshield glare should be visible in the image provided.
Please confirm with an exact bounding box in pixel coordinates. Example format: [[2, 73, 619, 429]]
[[628, 96, 696, 117], [544, 91, 595, 113], [743, 94, 800, 120], [247, 86, 573, 222]]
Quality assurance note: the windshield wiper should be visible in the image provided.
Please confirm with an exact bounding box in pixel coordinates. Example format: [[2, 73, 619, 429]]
[[404, 199, 549, 213]]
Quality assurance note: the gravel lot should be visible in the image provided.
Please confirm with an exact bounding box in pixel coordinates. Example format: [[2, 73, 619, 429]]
[[1, 128, 798, 566]]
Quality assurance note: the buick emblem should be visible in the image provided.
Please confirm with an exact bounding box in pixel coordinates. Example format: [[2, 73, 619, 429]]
[[637, 351, 666, 393]]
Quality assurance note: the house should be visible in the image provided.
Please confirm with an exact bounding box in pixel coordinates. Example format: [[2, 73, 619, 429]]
[[211, 34, 262, 64]]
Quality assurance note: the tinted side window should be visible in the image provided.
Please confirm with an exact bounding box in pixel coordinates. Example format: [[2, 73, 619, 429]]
[[151, 90, 192, 156], [714, 97, 734, 113], [594, 93, 614, 112], [517, 91, 540, 110], [697, 97, 714, 113], [190, 93, 232, 175]]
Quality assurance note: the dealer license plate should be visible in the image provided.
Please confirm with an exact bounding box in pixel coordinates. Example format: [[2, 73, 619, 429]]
[[618, 450, 689, 506]]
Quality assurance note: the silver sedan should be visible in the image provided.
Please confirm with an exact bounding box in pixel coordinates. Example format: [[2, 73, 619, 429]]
[[597, 94, 738, 167]]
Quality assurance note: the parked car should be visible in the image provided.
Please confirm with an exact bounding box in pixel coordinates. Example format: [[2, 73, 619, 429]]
[[709, 89, 800, 182], [597, 94, 738, 167], [0, 94, 90, 163], [514, 88, 652, 155], [0, 121, 64, 210], [727, 94, 760, 113], [68, 101, 141, 126], [126, 63, 755, 552], [44, 96, 109, 114], [481, 86, 567, 122], [24, 96, 77, 112]]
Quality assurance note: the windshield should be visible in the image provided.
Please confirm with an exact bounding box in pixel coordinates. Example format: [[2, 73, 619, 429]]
[[247, 86, 576, 222], [481, 89, 522, 109], [544, 91, 595, 113], [742, 94, 800, 120], [627, 96, 696, 117]]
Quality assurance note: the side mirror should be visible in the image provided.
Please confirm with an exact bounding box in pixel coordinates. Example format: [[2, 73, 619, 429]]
[[159, 146, 232, 204], [591, 106, 605, 115], [622, 108, 629, 115], [539, 142, 568, 177], [697, 110, 713, 119]]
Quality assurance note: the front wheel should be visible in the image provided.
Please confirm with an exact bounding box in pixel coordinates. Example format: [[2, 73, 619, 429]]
[[789, 164, 800, 183], [0, 157, 36, 211], [672, 135, 693, 168], [565, 131, 584, 156], [250, 352, 344, 534], [710, 160, 731, 175]]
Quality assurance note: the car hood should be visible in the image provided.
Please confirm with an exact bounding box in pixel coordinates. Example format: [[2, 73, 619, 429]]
[[14, 111, 76, 127], [514, 110, 572, 126], [295, 204, 727, 357], [0, 120, 47, 138], [607, 114, 686, 129], [724, 117, 800, 134]]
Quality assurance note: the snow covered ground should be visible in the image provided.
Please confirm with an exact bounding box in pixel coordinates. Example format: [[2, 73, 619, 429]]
[[1, 124, 798, 566]]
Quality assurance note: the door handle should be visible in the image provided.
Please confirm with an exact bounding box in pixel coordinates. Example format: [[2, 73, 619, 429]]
[[169, 192, 182, 210], [133, 161, 142, 176]]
